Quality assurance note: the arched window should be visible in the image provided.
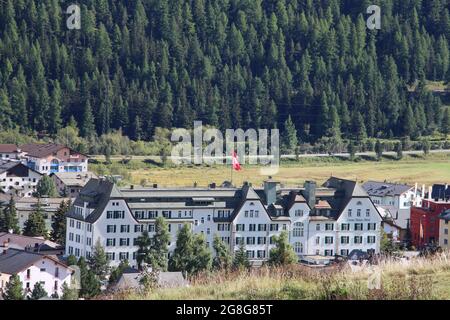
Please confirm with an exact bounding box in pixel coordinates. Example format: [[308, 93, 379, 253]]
[[356, 201, 363, 206], [51, 159, 59, 165], [293, 222, 304, 237], [294, 242, 303, 254]]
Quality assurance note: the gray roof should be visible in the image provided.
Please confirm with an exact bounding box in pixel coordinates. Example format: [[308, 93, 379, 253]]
[[0, 248, 67, 274], [52, 172, 98, 187], [362, 181, 412, 197], [70, 177, 376, 223]]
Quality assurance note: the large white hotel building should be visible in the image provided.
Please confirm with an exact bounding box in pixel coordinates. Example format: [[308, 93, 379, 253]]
[[65, 177, 382, 268]]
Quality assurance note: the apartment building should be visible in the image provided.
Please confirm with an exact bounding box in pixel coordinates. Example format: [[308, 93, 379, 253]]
[[0, 161, 42, 198], [65, 177, 383, 268]]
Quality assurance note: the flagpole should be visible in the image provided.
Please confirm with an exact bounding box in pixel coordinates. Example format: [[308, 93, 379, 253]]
[[230, 154, 233, 186]]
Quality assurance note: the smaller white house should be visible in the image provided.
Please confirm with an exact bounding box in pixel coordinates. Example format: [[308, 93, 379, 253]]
[[0, 247, 72, 298], [0, 144, 21, 161], [0, 161, 42, 198], [362, 181, 421, 232]]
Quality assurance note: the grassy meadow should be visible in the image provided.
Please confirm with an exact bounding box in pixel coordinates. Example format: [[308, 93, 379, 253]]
[[90, 152, 450, 188], [104, 252, 450, 300]]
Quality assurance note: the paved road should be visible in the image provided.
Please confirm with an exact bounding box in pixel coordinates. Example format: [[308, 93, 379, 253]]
[[89, 149, 450, 161]]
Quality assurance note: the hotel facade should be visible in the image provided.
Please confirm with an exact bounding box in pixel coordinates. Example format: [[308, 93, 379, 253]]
[[65, 177, 383, 268]]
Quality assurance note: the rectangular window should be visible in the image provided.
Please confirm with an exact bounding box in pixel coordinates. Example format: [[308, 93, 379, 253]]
[[367, 236, 376, 244], [315, 237, 320, 245], [134, 225, 143, 233], [348, 209, 352, 217], [236, 224, 245, 232], [107, 225, 116, 233], [368, 223, 377, 231], [107, 211, 113, 219], [354, 236, 363, 244], [258, 224, 267, 232], [120, 225, 130, 233], [366, 209, 370, 217], [341, 224, 350, 231], [295, 210, 303, 217], [106, 252, 115, 260], [246, 237, 255, 245], [341, 236, 350, 244], [119, 252, 129, 260], [325, 223, 334, 231], [106, 239, 116, 246], [316, 224, 320, 231], [244, 211, 249, 218], [324, 250, 334, 256], [354, 223, 363, 231], [236, 237, 244, 245], [325, 237, 334, 244], [257, 250, 266, 259], [249, 224, 256, 232], [120, 238, 130, 246], [357, 209, 361, 217], [257, 237, 266, 245], [340, 249, 349, 256], [148, 224, 155, 232], [270, 224, 279, 231]]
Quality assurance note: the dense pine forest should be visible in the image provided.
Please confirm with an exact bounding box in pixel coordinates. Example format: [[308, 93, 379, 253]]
[[0, 0, 449, 152]]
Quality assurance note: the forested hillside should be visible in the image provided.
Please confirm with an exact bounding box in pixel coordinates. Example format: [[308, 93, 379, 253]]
[[0, 0, 449, 147]]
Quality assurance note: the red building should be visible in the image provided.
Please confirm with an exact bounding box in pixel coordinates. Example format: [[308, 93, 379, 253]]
[[411, 199, 450, 248]]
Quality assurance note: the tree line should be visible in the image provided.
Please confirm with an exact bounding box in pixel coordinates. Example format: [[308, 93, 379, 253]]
[[0, 0, 449, 150]]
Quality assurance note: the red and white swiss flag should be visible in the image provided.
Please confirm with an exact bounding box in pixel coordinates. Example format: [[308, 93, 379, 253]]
[[231, 151, 242, 171]]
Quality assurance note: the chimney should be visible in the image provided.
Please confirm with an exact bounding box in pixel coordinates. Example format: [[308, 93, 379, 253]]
[[209, 183, 216, 189], [264, 177, 279, 206], [304, 181, 317, 209], [428, 186, 432, 200], [153, 184, 158, 189], [422, 184, 425, 199], [130, 185, 134, 190]]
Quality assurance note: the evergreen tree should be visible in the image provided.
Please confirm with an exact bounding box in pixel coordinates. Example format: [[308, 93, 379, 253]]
[[170, 224, 195, 274], [233, 242, 250, 270], [347, 142, 357, 161], [35, 175, 57, 198], [136, 230, 152, 270], [108, 260, 130, 286], [0, 196, 20, 234], [78, 257, 101, 298], [191, 233, 212, 274], [395, 141, 403, 160], [268, 232, 297, 266], [61, 282, 78, 300], [81, 100, 96, 138], [442, 108, 450, 138], [148, 217, 170, 271], [50, 200, 69, 245], [375, 140, 384, 161], [88, 239, 109, 280], [212, 235, 232, 270], [30, 282, 48, 300], [3, 274, 24, 300], [422, 139, 431, 156], [281, 116, 298, 154], [23, 200, 48, 238]]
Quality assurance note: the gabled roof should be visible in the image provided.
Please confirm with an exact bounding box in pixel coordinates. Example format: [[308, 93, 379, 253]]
[[0, 233, 61, 251], [0, 144, 19, 153], [0, 248, 69, 275], [19, 143, 87, 158], [52, 172, 98, 187], [0, 161, 42, 176], [69, 178, 119, 223], [362, 181, 413, 197]]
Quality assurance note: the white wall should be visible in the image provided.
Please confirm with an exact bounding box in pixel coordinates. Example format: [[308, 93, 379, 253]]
[[15, 257, 72, 297]]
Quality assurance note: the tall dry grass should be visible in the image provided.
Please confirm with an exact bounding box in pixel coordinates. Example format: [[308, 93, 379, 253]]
[[104, 252, 450, 300]]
